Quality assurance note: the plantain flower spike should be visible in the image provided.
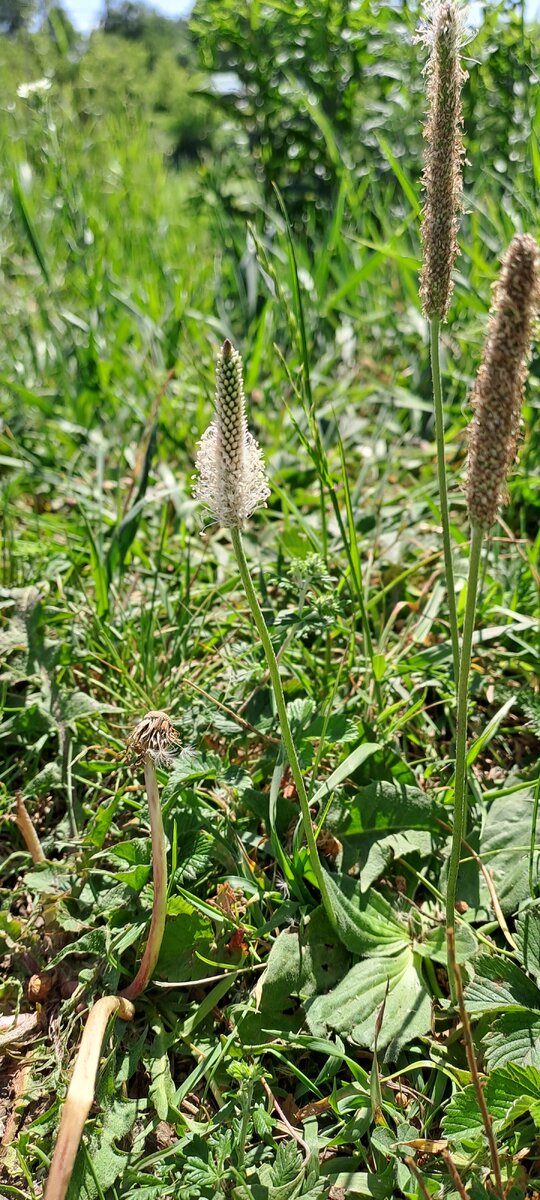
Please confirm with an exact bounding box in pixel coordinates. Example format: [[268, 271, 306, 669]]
[[419, 0, 466, 321], [467, 233, 540, 529], [194, 339, 270, 528]]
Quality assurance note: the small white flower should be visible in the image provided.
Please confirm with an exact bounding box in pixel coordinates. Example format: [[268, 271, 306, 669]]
[[194, 340, 270, 528], [17, 78, 52, 99]]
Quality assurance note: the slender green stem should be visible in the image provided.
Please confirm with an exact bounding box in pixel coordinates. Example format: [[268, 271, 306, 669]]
[[430, 317, 460, 681], [231, 526, 336, 930], [446, 523, 484, 999]]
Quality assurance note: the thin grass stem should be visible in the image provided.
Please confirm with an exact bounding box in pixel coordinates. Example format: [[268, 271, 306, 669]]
[[230, 526, 336, 930], [446, 522, 483, 997], [430, 316, 460, 681]]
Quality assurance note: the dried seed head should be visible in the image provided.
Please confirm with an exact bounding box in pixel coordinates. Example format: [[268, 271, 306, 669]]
[[194, 340, 270, 528], [466, 233, 540, 529], [419, 0, 465, 321], [127, 710, 180, 767]]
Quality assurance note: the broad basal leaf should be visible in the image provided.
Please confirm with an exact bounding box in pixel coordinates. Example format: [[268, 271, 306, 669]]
[[156, 898, 215, 982], [329, 779, 440, 836], [253, 906, 350, 1034], [357, 829, 433, 891], [480, 788, 540, 915], [324, 872, 408, 957], [306, 946, 432, 1057], [415, 923, 477, 965]]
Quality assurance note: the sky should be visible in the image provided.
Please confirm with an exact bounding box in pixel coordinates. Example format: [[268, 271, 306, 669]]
[[64, 1, 193, 32], [63, 0, 539, 33]]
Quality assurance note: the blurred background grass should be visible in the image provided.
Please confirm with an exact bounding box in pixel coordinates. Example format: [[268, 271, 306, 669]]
[[1, 0, 539, 761]]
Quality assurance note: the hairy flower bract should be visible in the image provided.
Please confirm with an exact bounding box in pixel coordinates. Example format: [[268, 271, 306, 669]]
[[194, 339, 270, 528]]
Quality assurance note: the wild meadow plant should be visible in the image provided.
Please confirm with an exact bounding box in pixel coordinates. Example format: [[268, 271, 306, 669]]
[[194, 338, 337, 929], [419, 0, 540, 989], [39, 4, 540, 1193], [446, 234, 540, 988], [45, 712, 177, 1200], [419, 0, 465, 681]]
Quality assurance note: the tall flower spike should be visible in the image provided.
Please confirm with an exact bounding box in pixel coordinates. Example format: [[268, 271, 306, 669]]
[[194, 340, 270, 528], [419, 0, 465, 321], [467, 233, 540, 529]]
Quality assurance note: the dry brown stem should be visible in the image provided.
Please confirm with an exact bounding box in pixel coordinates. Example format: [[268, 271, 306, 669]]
[[447, 928, 504, 1200], [15, 793, 45, 863]]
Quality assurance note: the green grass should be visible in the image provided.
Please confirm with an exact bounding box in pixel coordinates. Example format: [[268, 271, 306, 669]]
[[1, 6, 540, 1199]]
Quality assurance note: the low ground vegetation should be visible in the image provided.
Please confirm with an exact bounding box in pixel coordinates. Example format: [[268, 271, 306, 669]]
[[0, 2, 539, 1198]]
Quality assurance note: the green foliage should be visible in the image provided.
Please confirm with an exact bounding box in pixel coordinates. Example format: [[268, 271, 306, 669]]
[[0, 2, 539, 1198]]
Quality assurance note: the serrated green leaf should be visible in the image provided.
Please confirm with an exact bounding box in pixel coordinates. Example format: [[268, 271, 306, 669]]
[[500, 1061, 540, 1097], [515, 907, 540, 978], [442, 1085, 485, 1142], [444, 1064, 540, 1144], [286, 696, 317, 736], [483, 1010, 540, 1070], [529, 1100, 540, 1126], [464, 954, 540, 1013], [161, 750, 222, 806]]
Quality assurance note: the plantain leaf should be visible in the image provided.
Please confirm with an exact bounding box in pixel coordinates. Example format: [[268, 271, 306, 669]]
[[306, 946, 432, 1057]]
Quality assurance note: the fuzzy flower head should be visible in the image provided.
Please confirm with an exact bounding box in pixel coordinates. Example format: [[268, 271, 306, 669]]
[[127, 710, 180, 767], [467, 234, 540, 529], [194, 340, 270, 528], [419, 0, 466, 321]]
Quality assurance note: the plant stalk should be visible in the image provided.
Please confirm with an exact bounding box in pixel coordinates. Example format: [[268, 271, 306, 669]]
[[122, 752, 167, 1000], [231, 526, 336, 930], [430, 316, 460, 681], [446, 522, 483, 998], [15, 793, 45, 863], [447, 929, 504, 1199], [44, 995, 135, 1200]]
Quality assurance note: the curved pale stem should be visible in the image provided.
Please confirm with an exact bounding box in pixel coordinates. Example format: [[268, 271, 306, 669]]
[[430, 316, 460, 681], [45, 748, 167, 1198], [44, 995, 134, 1200], [231, 527, 336, 930], [122, 752, 167, 1001]]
